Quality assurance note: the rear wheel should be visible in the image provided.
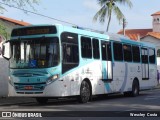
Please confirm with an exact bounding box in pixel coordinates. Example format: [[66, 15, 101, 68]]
[[124, 92, 131, 97], [78, 81, 91, 103], [36, 98, 48, 104], [131, 81, 139, 97], [124, 80, 139, 97]]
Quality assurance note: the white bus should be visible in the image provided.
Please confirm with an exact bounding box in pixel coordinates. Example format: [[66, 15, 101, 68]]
[[2, 24, 157, 104]]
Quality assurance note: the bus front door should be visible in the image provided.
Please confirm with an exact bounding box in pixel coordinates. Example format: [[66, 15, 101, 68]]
[[141, 48, 149, 80], [101, 41, 113, 82]]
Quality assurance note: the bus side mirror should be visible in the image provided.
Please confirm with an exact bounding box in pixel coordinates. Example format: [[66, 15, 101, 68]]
[[2, 40, 10, 60]]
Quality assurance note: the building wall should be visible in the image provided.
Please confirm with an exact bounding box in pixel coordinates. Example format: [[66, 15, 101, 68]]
[[152, 15, 160, 32], [141, 36, 160, 52], [0, 19, 21, 40]]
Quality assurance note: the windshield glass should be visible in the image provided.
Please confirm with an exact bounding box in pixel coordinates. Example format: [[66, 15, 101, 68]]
[[10, 37, 59, 69]]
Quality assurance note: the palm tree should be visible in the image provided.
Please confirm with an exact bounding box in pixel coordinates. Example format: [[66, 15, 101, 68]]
[[93, 0, 133, 32]]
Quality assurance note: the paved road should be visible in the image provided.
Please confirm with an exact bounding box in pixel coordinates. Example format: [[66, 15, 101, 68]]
[[0, 88, 160, 119]]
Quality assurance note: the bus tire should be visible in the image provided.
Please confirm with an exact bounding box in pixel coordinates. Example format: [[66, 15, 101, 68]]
[[36, 97, 48, 104], [78, 80, 91, 103], [124, 92, 131, 97], [131, 80, 139, 97]]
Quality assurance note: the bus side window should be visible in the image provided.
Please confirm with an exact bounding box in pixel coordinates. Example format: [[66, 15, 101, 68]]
[[132, 46, 140, 62], [101, 41, 112, 61], [141, 48, 148, 64], [157, 49, 160, 57], [62, 43, 79, 73], [149, 48, 155, 64], [113, 42, 123, 61], [81, 36, 92, 59], [63, 44, 79, 63], [92, 38, 100, 59], [123, 44, 132, 62], [61, 32, 79, 74]]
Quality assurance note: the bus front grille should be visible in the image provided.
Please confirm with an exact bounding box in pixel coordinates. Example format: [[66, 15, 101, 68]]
[[14, 83, 46, 91], [16, 92, 43, 94]]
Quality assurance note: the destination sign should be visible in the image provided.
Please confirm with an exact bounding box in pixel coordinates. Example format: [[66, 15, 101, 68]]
[[26, 28, 49, 35], [11, 26, 57, 37]]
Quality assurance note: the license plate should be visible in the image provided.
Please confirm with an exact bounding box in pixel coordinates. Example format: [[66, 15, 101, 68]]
[[24, 86, 33, 90]]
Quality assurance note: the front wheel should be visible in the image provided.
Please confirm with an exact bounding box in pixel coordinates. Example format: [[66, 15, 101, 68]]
[[78, 81, 91, 103]]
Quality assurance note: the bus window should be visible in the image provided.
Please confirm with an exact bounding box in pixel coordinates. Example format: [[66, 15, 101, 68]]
[[11, 41, 20, 63], [63, 44, 79, 63], [92, 38, 100, 59], [61, 32, 79, 73], [132, 46, 140, 62], [141, 48, 148, 64], [113, 42, 123, 61], [123, 44, 132, 62], [10, 37, 59, 68], [101, 41, 112, 61], [141, 48, 149, 80], [157, 49, 160, 57], [81, 36, 92, 58], [149, 48, 155, 64], [40, 45, 46, 60]]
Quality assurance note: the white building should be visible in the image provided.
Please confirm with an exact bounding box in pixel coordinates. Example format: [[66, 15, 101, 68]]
[[152, 11, 160, 32]]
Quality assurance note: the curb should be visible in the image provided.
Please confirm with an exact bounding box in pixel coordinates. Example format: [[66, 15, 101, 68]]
[[154, 84, 160, 89]]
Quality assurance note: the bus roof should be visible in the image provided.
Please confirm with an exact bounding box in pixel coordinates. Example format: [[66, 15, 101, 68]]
[[62, 25, 155, 48], [60, 25, 131, 42], [11, 24, 156, 48]]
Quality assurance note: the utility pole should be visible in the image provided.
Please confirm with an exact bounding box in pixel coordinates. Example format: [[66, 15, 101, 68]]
[[123, 18, 127, 36]]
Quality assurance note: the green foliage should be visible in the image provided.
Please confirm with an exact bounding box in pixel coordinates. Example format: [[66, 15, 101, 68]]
[[0, 24, 9, 40], [0, 0, 40, 13], [93, 0, 133, 32]]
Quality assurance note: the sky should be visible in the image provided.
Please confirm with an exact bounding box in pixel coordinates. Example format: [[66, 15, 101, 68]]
[[1, 0, 160, 33]]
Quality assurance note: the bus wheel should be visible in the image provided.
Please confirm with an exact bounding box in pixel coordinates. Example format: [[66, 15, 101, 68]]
[[78, 80, 91, 103], [131, 80, 139, 97], [36, 98, 48, 104]]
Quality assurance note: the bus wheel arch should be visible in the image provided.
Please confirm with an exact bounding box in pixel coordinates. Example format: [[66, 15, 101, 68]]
[[132, 78, 140, 97], [78, 78, 92, 103]]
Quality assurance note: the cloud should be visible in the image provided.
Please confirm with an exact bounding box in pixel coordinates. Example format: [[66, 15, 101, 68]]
[[83, 0, 100, 11]]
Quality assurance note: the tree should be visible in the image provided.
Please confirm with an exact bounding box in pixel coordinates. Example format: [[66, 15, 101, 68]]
[[0, 24, 9, 40], [0, 0, 40, 40], [93, 0, 133, 32], [0, 0, 40, 13]]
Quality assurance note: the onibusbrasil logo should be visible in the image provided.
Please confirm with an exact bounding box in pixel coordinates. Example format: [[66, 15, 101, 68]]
[[1, 112, 42, 118]]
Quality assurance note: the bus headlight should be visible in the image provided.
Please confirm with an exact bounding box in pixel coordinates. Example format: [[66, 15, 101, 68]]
[[46, 74, 59, 84]]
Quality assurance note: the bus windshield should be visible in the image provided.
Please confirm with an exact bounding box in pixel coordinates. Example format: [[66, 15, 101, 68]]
[[10, 37, 59, 69]]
